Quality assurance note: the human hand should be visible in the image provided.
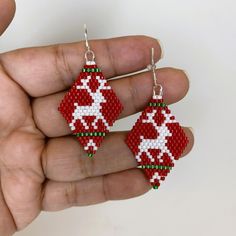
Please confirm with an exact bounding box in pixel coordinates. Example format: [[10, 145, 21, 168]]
[[0, 1, 194, 235]]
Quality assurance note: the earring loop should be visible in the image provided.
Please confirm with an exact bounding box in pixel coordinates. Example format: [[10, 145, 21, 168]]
[[84, 24, 95, 62], [147, 48, 163, 97]]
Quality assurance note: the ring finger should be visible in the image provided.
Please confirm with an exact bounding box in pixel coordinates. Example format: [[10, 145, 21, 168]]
[[42, 129, 194, 182]]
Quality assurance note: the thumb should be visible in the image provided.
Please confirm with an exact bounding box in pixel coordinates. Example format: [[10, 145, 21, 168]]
[[0, 0, 15, 36]]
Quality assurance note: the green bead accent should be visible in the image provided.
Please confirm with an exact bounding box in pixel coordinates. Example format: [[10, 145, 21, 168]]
[[88, 153, 94, 158], [153, 185, 159, 190], [74, 132, 106, 137], [149, 102, 166, 107], [138, 165, 172, 170], [82, 68, 101, 72]]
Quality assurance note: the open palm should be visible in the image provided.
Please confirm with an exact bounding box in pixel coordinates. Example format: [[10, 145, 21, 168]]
[[0, 1, 193, 235]]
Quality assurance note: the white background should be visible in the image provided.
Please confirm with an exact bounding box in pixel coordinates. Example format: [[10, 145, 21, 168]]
[[1, 0, 236, 235]]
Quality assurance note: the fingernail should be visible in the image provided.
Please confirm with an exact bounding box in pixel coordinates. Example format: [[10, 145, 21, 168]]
[[188, 127, 194, 135], [156, 38, 164, 59]]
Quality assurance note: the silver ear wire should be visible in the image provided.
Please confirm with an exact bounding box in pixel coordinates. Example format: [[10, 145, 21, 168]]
[[84, 24, 90, 51], [151, 47, 157, 87], [147, 47, 163, 97], [84, 24, 95, 62]]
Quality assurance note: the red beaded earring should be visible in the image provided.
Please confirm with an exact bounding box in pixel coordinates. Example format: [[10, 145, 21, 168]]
[[126, 48, 189, 190], [58, 25, 123, 157]]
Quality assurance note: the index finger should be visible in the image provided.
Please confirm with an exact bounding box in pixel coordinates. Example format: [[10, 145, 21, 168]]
[[0, 0, 15, 35], [0, 36, 161, 97]]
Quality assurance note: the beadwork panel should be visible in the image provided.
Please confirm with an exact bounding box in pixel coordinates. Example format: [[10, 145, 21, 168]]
[[126, 96, 188, 189], [59, 61, 123, 157]]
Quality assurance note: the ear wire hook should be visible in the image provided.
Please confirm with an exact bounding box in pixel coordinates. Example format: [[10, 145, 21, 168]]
[[84, 24, 95, 62], [147, 47, 163, 97], [84, 24, 90, 51]]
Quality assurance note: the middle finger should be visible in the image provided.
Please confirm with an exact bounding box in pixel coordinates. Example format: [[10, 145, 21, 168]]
[[33, 67, 189, 137]]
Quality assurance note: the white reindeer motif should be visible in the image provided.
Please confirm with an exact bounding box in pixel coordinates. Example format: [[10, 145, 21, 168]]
[[136, 109, 176, 163], [69, 75, 111, 131]]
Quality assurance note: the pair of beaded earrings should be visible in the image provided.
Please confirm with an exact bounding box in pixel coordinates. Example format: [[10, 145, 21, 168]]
[[58, 26, 188, 190]]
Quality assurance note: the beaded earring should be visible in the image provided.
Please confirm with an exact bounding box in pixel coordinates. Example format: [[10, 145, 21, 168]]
[[58, 25, 123, 157], [126, 48, 188, 190]]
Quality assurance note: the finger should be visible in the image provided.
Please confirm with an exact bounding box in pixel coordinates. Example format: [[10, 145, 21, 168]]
[[42, 168, 151, 211], [1, 167, 43, 230], [0, 130, 45, 230], [0, 0, 15, 35], [33, 67, 189, 137], [0, 36, 161, 97], [0, 186, 16, 235], [42, 129, 194, 182]]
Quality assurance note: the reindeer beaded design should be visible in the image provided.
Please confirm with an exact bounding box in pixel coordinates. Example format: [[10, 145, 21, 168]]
[[125, 48, 188, 189], [69, 70, 111, 131], [58, 26, 123, 157]]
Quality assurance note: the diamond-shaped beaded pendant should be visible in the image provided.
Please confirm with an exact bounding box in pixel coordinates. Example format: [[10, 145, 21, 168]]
[[126, 94, 188, 189], [58, 60, 123, 157]]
